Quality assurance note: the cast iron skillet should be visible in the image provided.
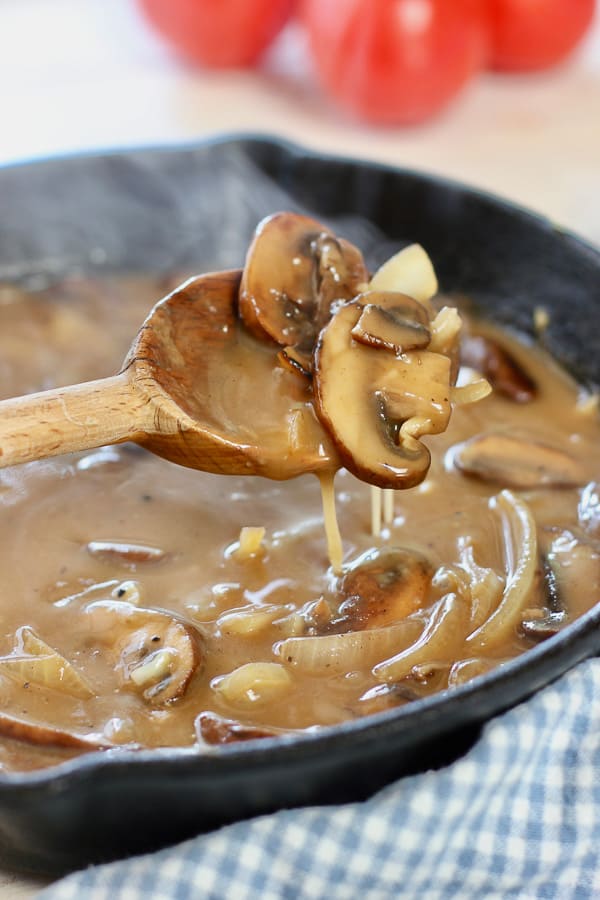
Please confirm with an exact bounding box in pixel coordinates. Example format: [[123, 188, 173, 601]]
[[0, 136, 599, 876]]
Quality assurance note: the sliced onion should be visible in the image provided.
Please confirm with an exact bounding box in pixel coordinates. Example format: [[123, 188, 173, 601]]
[[368, 243, 438, 305], [467, 490, 537, 649], [233, 526, 266, 560], [448, 657, 509, 687], [457, 539, 505, 630], [212, 662, 292, 707], [373, 593, 470, 683], [0, 627, 94, 699], [428, 307, 462, 354], [450, 380, 492, 405], [217, 604, 290, 637], [276, 618, 423, 676]]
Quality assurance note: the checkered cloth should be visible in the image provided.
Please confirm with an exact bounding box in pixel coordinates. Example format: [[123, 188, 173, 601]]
[[42, 659, 600, 900]]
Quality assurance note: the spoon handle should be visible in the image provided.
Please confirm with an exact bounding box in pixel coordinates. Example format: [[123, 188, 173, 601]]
[[0, 374, 148, 469]]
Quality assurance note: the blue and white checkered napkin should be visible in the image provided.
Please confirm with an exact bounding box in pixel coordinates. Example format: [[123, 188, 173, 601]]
[[42, 659, 600, 900]]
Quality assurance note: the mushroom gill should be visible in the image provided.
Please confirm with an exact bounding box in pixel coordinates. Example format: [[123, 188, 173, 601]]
[[239, 212, 368, 375], [313, 299, 454, 489]]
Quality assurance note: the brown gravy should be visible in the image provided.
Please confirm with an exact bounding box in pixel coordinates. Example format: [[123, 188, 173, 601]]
[[0, 274, 599, 771]]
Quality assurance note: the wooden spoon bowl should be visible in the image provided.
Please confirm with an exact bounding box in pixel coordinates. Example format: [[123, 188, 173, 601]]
[[0, 270, 338, 478]]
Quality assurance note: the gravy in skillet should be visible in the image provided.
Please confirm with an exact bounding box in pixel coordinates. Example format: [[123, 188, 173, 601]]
[[0, 249, 599, 771]]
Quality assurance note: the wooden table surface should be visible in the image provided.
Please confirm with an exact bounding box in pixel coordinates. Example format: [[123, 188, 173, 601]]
[[0, 0, 598, 894]]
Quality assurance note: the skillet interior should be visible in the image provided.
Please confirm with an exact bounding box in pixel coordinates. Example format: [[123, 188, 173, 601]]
[[0, 135, 599, 875]]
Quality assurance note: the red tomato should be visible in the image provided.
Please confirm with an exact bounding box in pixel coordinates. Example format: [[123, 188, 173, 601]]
[[486, 0, 595, 71], [138, 0, 296, 68], [302, 0, 489, 125]]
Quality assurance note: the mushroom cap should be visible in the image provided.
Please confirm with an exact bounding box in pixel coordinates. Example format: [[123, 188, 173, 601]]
[[350, 291, 431, 354], [313, 300, 452, 489], [85, 600, 203, 705], [460, 334, 536, 403], [0, 712, 110, 751], [335, 547, 433, 630], [452, 432, 585, 489], [195, 711, 279, 745], [239, 212, 368, 353]]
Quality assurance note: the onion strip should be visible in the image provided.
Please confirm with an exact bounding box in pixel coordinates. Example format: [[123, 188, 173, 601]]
[[457, 539, 505, 630], [448, 657, 509, 688], [373, 592, 470, 683], [276, 618, 423, 676], [466, 490, 537, 649], [428, 307, 462, 354], [450, 380, 492, 405]]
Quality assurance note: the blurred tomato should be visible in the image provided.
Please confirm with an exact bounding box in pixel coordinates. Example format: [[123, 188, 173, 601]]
[[486, 0, 595, 71], [138, 0, 296, 67], [302, 0, 489, 125]]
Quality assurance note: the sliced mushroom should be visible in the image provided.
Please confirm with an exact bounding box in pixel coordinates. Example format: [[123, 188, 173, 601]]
[[460, 334, 536, 403], [520, 608, 566, 640], [350, 291, 430, 354], [0, 712, 109, 751], [195, 711, 280, 745], [239, 212, 368, 371], [453, 433, 585, 489], [542, 529, 600, 620], [334, 548, 433, 630], [87, 540, 167, 568], [277, 343, 312, 378], [520, 545, 568, 640], [357, 682, 423, 713], [84, 600, 202, 704], [313, 300, 452, 489], [0, 627, 93, 699]]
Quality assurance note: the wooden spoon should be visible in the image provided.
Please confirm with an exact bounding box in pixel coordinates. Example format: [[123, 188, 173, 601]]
[[0, 270, 338, 479]]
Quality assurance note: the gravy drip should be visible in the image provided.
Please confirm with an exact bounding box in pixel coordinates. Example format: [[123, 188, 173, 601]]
[[0, 274, 599, 771]]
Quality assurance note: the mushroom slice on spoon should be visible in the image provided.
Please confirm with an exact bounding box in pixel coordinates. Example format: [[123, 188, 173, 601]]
[[350, 291, 431, 354], [239, 212, 368, 373], [313, 300, 454, 489]]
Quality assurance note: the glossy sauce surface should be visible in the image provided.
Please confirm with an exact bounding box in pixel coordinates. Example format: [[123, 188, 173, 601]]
[[0, 274, 599, 771]]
